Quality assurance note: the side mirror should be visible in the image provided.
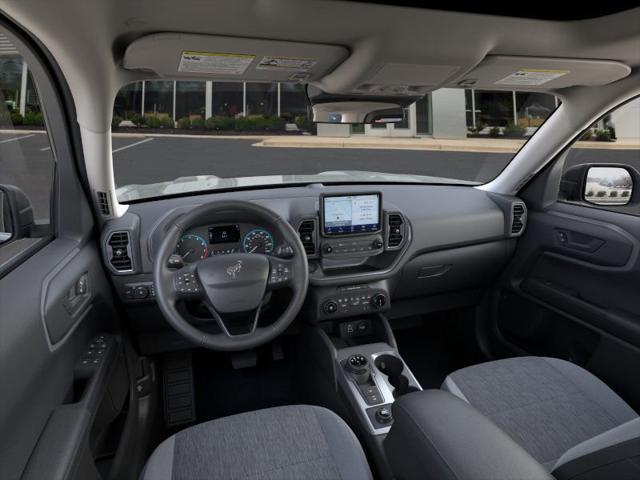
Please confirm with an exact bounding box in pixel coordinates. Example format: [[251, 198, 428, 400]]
[[584, 166, 633, 206], [0, 185, 34, 245], [560, 164, 635, 206]]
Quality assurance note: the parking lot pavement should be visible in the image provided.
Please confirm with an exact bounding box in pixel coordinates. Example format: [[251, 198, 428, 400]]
[[1, 132, 639, 220]]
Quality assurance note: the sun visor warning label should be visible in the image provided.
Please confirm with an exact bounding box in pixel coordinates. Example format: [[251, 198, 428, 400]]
[[495, 69, 570, 86], [256, 56, 317, 71], [178, 52, 255, 75]]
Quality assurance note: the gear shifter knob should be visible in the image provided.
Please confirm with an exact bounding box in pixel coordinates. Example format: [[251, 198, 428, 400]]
[[345, 354, 371, 384]]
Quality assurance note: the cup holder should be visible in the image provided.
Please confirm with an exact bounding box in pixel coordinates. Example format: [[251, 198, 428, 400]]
[[374, 354, 419, 398]]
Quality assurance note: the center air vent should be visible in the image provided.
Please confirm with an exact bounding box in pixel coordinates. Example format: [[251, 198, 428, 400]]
[[298, 219, 317, 257], [107, 231, 133, 272], [387, 213, 405, 249], [511, 203, 527, 236]]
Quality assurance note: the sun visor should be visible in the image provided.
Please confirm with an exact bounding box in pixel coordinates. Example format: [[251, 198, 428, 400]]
[[123, 33, 349, 82], [454, 55, 631, 90]]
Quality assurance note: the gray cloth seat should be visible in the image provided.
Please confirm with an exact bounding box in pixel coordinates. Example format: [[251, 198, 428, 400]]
[[442, 356, 639, 474], [142, 404, 373, 480]]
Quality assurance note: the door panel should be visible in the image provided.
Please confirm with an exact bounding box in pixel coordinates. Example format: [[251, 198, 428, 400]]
[[0, 23, 128, 480], [495, 200, 640, 410]]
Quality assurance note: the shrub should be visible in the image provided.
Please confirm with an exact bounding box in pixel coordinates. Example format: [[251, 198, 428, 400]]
[[610, 190, 618, 197], [595, 129, 612, 142], [265, 115, 286, 131], [580, 130, 593, 141], [234, 116, 253, 131], [488, 126, 501, 137], [586, 190, 594, 197], [191, 117, 205, 129], [205, 116, 234, 131], [0, 111, 10, 126], [159, 116, 174, 129], [295, 115, 316, 134], [596, 191, 607, 197], [10, 111, 23, 125], [111, 115, 122, 130], [177, 116, 191, 129], [34, 112, 44, 126], [503, 122, 526, 137], [621, 190, 630, 197], [124, 112, 142, 126], [143, 115, 161, 128]]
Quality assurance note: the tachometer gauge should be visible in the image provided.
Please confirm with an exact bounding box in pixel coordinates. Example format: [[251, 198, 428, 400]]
[[176, 234, 208, 262], [243, 229, 274, 254]]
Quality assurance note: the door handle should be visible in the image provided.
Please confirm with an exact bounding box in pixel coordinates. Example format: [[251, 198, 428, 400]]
[[555, 229, 604, 253]]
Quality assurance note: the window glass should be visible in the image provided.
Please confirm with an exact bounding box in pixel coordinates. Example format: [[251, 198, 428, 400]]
[[245, 82, 277, 117], [144, 80, 173, 119], [279, 83, 309, 122], [560, 98, 640, 215], [212, 82, 243, 117], [474, 90, 513, 127], [0, 34, 55, 231], [114, 81, 142, 121], [111, 82, 558, 202], [176, 81, 205, 120]]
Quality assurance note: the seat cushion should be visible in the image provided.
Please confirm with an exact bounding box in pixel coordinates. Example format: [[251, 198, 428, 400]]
[[142, 405, 373, 480], [442, 357, 638, 470]]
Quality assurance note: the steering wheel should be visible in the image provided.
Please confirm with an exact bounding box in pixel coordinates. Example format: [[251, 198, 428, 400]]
[[153, 200, 309, 351]]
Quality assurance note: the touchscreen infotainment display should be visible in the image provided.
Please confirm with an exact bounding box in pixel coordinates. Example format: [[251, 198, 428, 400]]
[[322, 193, 381, 235]]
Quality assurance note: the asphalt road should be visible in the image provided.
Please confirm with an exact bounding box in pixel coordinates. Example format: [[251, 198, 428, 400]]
[[1, 131, 639, 221]]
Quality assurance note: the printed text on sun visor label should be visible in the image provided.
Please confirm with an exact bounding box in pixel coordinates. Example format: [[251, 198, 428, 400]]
[[495, 69, 570, 86], [178, 52, 255, 75], [256, 56, 317, 71]]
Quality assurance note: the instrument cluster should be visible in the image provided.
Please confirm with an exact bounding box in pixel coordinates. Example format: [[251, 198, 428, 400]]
[[175, 223, 276, 263]]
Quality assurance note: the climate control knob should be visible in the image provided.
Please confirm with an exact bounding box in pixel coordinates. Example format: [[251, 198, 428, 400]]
[[371, 293, 387, 309], [324, 300, 338, 314]]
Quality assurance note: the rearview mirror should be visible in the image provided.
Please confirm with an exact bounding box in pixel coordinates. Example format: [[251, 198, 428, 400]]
[[306, 85, 420, 124], [584, 166, 633, 206]]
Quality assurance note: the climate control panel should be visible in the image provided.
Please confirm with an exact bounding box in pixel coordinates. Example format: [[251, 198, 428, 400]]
[[320, 285, 389, 319], [321, 234, 384, 258]]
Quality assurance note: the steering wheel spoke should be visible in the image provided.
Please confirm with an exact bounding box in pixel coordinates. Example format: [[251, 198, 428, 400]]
[[170, 264, 205, 301], [267, 257, 295, 290], [203, 301, 262, 337]]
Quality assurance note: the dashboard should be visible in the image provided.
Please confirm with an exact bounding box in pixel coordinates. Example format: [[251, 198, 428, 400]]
[[176, 223, 279, 262], [100, 183, 527, 354]]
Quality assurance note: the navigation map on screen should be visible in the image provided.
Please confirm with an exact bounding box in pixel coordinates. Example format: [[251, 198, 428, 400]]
[[323, 194, 380, 235]]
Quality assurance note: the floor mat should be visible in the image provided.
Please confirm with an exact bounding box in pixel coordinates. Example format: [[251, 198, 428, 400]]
[[394, 311, 486, 389], [192, 340, 306, 422]]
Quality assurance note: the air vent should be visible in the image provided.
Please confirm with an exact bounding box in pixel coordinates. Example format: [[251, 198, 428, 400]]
[[107, 231, 132, 272], [511, 203, 527, 236], [298, 219, 317, 257], [96, 191, 111, 216], [387, 213, 405, 249]]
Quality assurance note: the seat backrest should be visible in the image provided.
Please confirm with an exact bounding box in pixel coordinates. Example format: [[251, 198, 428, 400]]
[[552, 417, 640, 480]]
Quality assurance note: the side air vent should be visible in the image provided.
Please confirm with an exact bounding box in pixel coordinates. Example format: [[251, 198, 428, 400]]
[[510, 203, 527, 236], [298, 219, 317, 257], [386, 213, 405, 249], [107, 231, 133, 272], [96, 191, 111, 216]]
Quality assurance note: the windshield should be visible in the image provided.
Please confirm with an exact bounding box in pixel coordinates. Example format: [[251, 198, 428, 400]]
[[112, 82, 559, 202]]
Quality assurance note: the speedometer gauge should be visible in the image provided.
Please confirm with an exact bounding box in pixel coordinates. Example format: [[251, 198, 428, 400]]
[[243, 229, 274, 254], [176, 234, 208, 262]]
